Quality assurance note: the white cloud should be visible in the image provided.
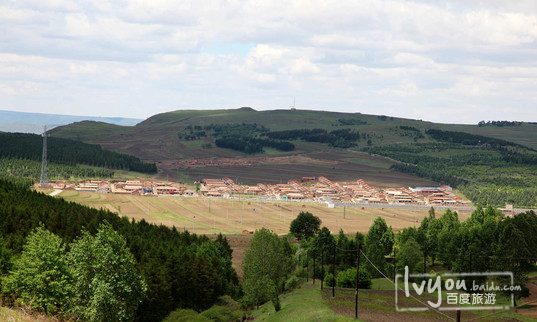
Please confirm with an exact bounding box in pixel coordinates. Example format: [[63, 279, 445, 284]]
[[1, 0, 537, 123]]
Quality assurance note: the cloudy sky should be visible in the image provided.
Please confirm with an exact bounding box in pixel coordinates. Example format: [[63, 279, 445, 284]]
[[1, 0, 537, 124]]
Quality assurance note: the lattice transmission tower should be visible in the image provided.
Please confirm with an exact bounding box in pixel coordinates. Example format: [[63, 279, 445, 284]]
[[40, 125, 49, 187]]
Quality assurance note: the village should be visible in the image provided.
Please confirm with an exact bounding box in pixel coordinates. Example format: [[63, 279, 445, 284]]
[[42, 176, 470, 206]]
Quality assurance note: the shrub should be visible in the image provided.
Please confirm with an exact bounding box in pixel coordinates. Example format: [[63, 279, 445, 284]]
[[294, 267, 306, 278], [285, 276, 300, 291], [198, 296, 244, 322], [200, 305, 242, 322], [336, 268, 371, 289], [163, 309, 211, 322], [215, 295, 240, 311], [324, 273, 335, 287]]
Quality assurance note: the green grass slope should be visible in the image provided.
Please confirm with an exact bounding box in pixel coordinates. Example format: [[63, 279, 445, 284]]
[[253, 282, 358, 322], [52, 108, 409, 160], [50, 108, 537, 160]]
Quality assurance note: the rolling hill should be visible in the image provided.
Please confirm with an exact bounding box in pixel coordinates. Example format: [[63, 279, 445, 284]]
[[49, 108, 537, 189], [50, 108, 537, 158]]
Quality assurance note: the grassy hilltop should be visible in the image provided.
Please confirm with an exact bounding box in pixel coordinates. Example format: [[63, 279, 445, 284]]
[[50, 108, 537, 160]]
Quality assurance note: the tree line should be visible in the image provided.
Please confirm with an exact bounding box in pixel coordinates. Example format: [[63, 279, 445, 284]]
[[478, 120, 523, 127], [426, 129, 537, 166], [425, 129, 530, 150], [209, 123, 294, 153], [336, 118, 367, 126], [288, 208, 537, 301], [265, 128, 362, 148], [0, 132, 157, 173], [367, 141, 537, 207], [0, 178, 238, 322], [0, 158, 114, 181], [215, 137, 295, 154], [203, 123, 269, 138], [398, 206, 537, 299], [180, 123, 369, 153]]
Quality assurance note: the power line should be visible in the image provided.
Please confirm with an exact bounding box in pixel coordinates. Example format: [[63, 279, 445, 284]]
[[336, 245, 537, 261], [359, 249, 456, 321]]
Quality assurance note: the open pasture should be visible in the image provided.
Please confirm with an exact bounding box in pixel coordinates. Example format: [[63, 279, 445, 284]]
[[57, 191, 471, 235]]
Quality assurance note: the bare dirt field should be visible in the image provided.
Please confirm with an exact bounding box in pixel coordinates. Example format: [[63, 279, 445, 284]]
[[157, 150, 438, 187]]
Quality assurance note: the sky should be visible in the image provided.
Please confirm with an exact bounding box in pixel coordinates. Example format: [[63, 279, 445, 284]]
[[1, 0, 537, 124]]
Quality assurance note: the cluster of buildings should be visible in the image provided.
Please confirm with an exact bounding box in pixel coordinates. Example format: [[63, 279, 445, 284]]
[[44, 179, 194, 196], [200, 177, 469, 206], [43, 176, 468, 206], [383, 186, 467, 205]]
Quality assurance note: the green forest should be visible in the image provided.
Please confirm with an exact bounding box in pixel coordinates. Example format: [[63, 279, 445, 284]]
[[234, 208, 537, 318], [0, 132, 157, 173], [265, 128, 363, 148], [366, 130, 537, 207], [176, 123, 370, 153], [0, 178, 239, 322], [0, 158, 114, 181], [290, 208, 537, 302]]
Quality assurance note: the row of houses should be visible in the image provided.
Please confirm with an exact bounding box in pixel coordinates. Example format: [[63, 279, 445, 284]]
[[45, 177, 468, 206], [45, 179, 196, 196], [199, 177, 469, 205]]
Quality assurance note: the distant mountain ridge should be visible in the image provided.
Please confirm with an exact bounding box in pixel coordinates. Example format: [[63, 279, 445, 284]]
[[0, 110, 142, 134]]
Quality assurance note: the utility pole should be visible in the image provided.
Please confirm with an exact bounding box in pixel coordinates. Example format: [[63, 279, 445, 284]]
[[332, 243, 336, 297], [393, 248, 397, 281], [40, 125, 49, 187], [306, 250, 309, 282], [313, 252, 316, 285], [321, 248, 324, 290], [344, 206, 346, 219], [355, 244, 361, 319]]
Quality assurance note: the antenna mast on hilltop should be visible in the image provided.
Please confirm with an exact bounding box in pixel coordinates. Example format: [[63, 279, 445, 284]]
[[290, 96, 296, 110], [40, 125, 49, 187]]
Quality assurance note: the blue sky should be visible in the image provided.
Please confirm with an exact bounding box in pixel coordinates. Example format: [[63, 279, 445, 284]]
[[1, 0, 537, 124]]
